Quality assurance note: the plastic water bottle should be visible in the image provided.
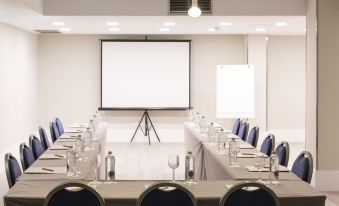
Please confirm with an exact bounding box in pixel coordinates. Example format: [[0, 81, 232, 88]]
[[105, 151, 115, 181], [199, 116, 206, 134], [269, 151, 280, 184], [185, 151, 195, 183], [76, 135, 84, 160], [217, 129, 225, 153], [89, 119, 96, 134], [229, 138, 237, 166], [84, 127, 93, 151], [207, 123, 215, 142], [66, 146, 76, 176]]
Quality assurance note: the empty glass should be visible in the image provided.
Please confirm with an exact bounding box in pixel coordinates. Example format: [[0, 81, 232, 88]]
[[254, 154, 266, 183], [168, 154, 179, 181], [88, 154, 102, 188]]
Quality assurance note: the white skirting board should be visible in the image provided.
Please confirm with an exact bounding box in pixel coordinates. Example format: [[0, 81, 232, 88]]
[[313, 170, 339, 191]]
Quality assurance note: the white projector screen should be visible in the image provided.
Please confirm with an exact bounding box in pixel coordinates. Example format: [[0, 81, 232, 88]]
[[101, 40, 190, 109]]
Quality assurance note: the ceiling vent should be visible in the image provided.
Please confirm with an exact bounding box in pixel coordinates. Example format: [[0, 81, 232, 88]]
[[34, 30, 61, 34], [170, 0, 212, 14]]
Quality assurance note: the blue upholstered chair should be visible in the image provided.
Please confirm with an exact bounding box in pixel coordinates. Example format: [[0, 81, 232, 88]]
[[29, 135, 45, 160], [237, 122, 249, 141], [275, 142, 290, 167], [19, 143, 35, 171], [219, 182, 280, 206], [43, 182, 105, 206], [291, 151, 313, 183], [5, 153, 22, 188], [50, 122, 60, 142], [231, 118, 241, 135], [137, 182, 198, 206], [55, 117, 64, 135], [39, 127, 51, 151], [246, 127, 259, 147], [260, 134, 275, 156]]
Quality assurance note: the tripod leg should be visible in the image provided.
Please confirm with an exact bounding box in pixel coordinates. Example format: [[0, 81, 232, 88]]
[[146, 112, 161, 143], [145, 112, 151, 145], [130, 113, 145, 143]]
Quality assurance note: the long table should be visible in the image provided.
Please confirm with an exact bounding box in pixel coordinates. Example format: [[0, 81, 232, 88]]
[[184, 122, 326, 206], [4, 123, 326, 206]]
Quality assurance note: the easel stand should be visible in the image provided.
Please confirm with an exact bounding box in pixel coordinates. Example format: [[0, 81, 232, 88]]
[[130, 110, 161, 145]]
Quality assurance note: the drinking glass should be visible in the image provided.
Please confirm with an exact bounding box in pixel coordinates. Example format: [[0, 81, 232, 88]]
[[168, 154, 179, 181], [88, 154, 102, 188], [254, 154, 265, 183]]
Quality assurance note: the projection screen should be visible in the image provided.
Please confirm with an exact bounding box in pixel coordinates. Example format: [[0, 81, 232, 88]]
[[101, 40, 191, 110]]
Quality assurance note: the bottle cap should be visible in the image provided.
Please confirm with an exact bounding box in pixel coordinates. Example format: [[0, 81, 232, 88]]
[[232, 137, 235, 141], [68, 146, 73, 149], [210, 122, 214, 125], [188, 151, 192, 155], [202, 116, 205, 118], [221, 128, 224, 131], [90, 119, 93, 122], [271, 151, 276, 155], [108, 151, 112, 155]]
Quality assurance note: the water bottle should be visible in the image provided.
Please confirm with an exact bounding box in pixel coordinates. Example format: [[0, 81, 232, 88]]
[[185, 151, 195, 183], [207, 123, 215, 142], [269, 151, 280, 184], [105, 151, 116, 181], [89, 119, 96, 134], [228, 138, 237, 165], [217, 129, 225, 153], [189, 109, 195, 122], [194, 112, 200, 129], [84, 127, 93, 151], [76, 135, 84, 160], [199, 116, 206, 134], [66, 146, 76, 176]]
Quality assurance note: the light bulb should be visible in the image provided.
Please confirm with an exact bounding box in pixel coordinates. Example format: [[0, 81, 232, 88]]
[[188, 6, 201, 17]]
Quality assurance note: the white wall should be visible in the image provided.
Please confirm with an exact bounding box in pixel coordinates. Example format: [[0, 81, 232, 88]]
[[0, 22, 39, 205], [267, 36, 306, 142]]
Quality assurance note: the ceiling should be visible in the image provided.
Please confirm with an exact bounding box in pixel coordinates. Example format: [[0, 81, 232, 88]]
[[0, 1, 306, 35]]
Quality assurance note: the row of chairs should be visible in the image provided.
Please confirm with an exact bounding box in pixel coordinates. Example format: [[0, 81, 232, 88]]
[[4, 117, 65, 188], [43, 181, 280, 206], [231, 118, 313, 183]]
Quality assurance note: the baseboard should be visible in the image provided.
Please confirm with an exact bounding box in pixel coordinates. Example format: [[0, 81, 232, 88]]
[[313, 170, 339, 191]]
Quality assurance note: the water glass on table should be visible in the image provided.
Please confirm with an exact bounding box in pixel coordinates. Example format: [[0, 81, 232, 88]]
[[254, 154, 266, 183], [88, 154, 102, 188], [168, 154, 179, 181]]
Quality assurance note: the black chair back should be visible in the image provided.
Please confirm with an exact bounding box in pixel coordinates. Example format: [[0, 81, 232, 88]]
[[39, 127, 50, 150], [5, 153, 22, 188], [29, 135, 45, 159], [246, 127, 259, 147], [137, 182, 198, 206], [54, 117, 64, 135], [231, 118, 241, 135], [219, 182, 280, 206], [43, 182, 105, 206], [260, 134, 275, 156], [19, 143, 35, 171], [291, 151, 313, 183], [237, 122, 249, 141], [275, 141, 290, 167], [50, 122, 60, 142]]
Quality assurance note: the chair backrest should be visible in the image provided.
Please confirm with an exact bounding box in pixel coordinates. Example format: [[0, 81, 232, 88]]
[[246, 127, 259, 147], [5, 153, 22, 188], [237, 121, 249, 141], [39, 127, 50, 150], [19, 143, 35, 171], [29, 135, 45, 160], [137, 182, 198, 206], [43, 182, 105, 206], [260, 134, 275, 156], [50, 122, 60, 142], [219, 182, 280, 206], [291, 151, 313, 183], [54, 117, 64, 135], [231, 118, 241, 135], [275, 141, 290, 167]]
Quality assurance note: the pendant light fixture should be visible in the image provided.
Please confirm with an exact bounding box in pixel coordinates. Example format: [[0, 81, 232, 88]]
[[188, 0, 202, 17]]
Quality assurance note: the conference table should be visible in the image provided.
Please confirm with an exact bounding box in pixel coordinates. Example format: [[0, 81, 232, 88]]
[[4, 122, 326, 206]]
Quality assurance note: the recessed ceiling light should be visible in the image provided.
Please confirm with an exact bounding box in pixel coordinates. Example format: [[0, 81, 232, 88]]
[[163, 22, 176, 26], [220, 22, 232, 26], [52, 21, 64, 26], [60, 28, 71, 32], [208, 28, 216, 32], [109, 28, 121, 31], [107, 22, 119, 26], [275, 22, 288, 26], [255, 28, 266, 32], [160, 28, 170, 32]]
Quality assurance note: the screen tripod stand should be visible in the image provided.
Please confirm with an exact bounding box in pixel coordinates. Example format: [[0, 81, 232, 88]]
[[130, 110, 160, 145]]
